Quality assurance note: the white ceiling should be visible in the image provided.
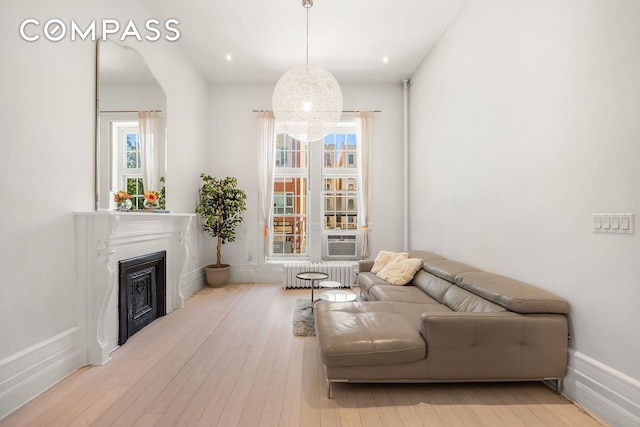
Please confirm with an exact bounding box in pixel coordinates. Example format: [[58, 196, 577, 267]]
[[149, 0, 467, 84]]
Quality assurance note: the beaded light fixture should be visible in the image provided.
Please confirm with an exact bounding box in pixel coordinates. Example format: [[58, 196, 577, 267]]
[[272, 0, 343, 143]]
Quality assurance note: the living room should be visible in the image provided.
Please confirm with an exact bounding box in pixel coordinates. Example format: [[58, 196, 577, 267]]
[[1, 0, 639, 426]]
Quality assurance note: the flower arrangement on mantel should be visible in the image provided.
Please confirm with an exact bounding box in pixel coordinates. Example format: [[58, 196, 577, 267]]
[[114, 190, 132, 211], [114, 190, 131, 203], [143, 190, 160, 209]]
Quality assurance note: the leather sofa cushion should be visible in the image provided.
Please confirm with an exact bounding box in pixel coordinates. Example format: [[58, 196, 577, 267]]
[[407, 250, 446, 263], [412, 270, 506, 312], [357, 271, 389, 296], [442, 285, 507, 313], [315, 301, 427, 367], [369, 284, 447, 306], [358, 260, 375, 273], [455, 271, 569, 314], [411, 270, 453, 303], [423, 259, 481, 282]]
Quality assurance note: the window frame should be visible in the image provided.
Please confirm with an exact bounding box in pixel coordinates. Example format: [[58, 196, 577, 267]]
[[268, 120, 361, 260], [112, 121, 144, 208]]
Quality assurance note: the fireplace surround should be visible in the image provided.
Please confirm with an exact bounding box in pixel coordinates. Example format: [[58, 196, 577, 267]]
[[74, 211, 195, 365]]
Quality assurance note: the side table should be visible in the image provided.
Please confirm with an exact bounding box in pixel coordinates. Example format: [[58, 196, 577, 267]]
[[296, 271, 329, 310], [318, 290, 357, 302]]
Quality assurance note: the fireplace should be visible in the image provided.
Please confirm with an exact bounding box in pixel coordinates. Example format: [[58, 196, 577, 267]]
[[118, 251, 167, 345], [74, 211, 195, 365]]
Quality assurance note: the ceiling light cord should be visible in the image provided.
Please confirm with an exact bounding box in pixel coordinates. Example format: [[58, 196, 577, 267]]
[[304, 0, 312, 65]]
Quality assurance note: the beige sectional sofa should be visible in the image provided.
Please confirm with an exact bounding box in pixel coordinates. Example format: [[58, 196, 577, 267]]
[[314, 250, 569, 397]]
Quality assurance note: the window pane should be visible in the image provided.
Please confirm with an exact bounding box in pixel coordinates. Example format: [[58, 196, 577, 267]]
[[323, 175, 358, 231], [345, 134, 357, 169], [275, 134, 306, 168], [323, 132, 358, 231], [127, 153, 139, 169], [323, 134, 336, 168], [126, 134, 138, 151], [125, 133, 141, 169], [272, 176, 307, 255], [323, 133, 358, 169], [126, 177, 145, 209]]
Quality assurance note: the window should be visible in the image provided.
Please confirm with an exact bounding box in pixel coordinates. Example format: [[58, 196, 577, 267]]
[[113, 122, 144, 209], [271, 135, 307, 256], [273, 191, 294, 215], [269, 121, 360, 258]]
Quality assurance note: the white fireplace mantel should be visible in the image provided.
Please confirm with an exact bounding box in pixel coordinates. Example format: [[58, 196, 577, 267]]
[[74, 211, 195, 365]]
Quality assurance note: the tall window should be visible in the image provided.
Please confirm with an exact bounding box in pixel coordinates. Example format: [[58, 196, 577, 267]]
[[271, 134, 307, 256], [113, 122, 144, 209], [269, 121, 359, 258]]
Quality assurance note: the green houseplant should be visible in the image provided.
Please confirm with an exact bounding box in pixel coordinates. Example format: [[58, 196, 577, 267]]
[[196, 174, 247, 287]]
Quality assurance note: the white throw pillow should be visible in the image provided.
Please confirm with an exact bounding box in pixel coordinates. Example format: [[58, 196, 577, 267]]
[[376, 256, 423, 286], [371, 251, 409, 274]]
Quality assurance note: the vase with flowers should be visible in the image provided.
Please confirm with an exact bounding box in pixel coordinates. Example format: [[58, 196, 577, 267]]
[[114, 190, 132, 211], [143, 190, 160, 209]]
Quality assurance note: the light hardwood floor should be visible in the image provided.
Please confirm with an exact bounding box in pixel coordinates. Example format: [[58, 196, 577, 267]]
[[2, 283, 606, 427]]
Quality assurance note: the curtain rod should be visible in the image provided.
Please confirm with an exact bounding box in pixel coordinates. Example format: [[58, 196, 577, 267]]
[[99, 109, 163, 113], [251, 109, 381, 113]]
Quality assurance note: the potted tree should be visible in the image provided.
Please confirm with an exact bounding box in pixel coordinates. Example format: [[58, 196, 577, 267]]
[[196, 174, 247, 287]]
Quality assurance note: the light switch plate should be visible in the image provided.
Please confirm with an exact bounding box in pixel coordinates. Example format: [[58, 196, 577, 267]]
[[593, 213, 634, 234]]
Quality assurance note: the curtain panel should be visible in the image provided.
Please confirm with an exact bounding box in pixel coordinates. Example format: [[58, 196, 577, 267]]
[[356, 111, 373, 258], [138, 111, 161, 192], [257, 112, 276, 256]]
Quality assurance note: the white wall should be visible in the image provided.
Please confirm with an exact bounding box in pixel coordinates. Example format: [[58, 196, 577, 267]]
[[205, 82, 406, 282], [409, 0, 640, 424], [0, 0, 209, 417]]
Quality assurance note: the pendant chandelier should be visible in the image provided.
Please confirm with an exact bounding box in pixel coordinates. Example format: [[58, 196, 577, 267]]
[[272, 0, 343, 143]]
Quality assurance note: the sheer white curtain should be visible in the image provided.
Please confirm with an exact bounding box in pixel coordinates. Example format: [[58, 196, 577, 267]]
[[356, 111, 373, 257], [138, 111, 161, 192], [257, 111, 276, 255]]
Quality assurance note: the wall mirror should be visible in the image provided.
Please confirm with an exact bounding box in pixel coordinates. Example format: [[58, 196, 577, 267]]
[[95, 40, 167, 211]]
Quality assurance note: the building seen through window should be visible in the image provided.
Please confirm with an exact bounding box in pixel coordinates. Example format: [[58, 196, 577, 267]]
[[270, 126, 359, 257]]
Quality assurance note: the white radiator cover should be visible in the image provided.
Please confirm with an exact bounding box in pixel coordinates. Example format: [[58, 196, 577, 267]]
[[283, 262, 356, 289]]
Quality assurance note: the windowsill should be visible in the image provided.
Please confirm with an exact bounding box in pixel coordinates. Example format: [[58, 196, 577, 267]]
[[265, 257, 361, 264], [265, 257, 311, 264]]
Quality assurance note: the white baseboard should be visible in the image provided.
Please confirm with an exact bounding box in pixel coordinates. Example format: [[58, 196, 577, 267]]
[[0, 268, 206, 421], [180, 267, 206, 299], [229, 262, 274, 283], [0, 327, 83, 420], [564, 349, 640, 427]]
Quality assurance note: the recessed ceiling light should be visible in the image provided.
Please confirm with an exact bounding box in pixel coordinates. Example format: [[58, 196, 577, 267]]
[[382, 56, 389, 63], [225, 54, 233, 61]]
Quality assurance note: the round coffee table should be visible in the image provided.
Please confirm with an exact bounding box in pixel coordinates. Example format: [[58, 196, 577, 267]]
[[296, 271, 329, 310], [318, 290, 357, 302], [319, 280, 342, 289]]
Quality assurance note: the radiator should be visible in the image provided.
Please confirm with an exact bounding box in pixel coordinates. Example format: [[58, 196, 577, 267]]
[[283, 262, 355, 289]]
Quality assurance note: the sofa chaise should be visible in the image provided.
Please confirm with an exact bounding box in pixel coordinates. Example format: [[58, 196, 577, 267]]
[[314, 250, 570, 397]]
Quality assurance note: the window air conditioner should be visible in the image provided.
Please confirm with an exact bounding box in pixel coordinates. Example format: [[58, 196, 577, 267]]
[[324, 233, 360, 259]]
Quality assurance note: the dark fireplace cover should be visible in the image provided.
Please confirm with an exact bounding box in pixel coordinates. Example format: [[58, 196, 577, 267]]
[[118, 251, 166, 345]]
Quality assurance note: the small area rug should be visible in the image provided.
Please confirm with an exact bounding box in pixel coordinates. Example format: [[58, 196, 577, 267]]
[[292, 299, 315, 337]]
